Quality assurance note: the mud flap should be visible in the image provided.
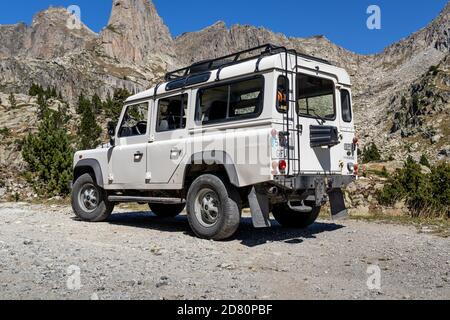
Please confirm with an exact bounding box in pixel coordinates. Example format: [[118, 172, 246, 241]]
[[328, 189, 348, 220], [248, 187, 271, 228]]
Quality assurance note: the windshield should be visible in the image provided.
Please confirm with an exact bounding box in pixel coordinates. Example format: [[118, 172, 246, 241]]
[[296, 74, 335, 120]]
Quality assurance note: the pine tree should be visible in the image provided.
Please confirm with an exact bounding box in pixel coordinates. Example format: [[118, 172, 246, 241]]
[[22, 108, 74, 196], [8, 93, 17, 110], [77, 94, 102, 150], [37, 93, 48, 120], [91, 93, 102, 114], [29, 83, 44, 97], [104, 88, 131, 121]]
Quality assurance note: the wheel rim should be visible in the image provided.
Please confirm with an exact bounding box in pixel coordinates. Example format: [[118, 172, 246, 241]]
[[78, 183, 100, 213], [194, 188, 220, 227]]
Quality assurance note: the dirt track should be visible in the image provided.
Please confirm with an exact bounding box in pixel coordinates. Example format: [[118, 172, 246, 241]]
[[0, 202, 448, 300]]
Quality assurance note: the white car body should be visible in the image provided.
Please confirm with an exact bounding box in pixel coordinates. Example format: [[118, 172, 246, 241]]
[[72, 44, 357, 233]]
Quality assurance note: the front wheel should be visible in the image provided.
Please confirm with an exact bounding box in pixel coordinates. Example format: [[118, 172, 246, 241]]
[[186, 174, 241, 241], [272, 202, 321, 228], [71, 173, 114, 222]]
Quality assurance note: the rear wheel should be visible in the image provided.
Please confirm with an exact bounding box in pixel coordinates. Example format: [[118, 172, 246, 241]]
[[272, 202, 321, 228], [71, 173, 114, 222], [186, 174, 241, 240], [149, 203, 185, 218]]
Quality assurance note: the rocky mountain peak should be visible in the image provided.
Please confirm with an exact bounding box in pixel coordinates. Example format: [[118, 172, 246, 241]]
[[24, 7, 96, 60], [100, 0, 175, 65]]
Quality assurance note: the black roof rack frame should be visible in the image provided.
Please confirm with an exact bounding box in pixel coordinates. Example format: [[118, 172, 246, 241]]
[[164, 43, 332, 82]]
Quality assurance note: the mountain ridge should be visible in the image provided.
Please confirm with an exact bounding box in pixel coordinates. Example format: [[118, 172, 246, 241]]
[[0, 0, 448, 163]]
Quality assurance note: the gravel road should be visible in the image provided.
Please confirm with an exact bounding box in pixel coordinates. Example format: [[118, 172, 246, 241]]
[[0, 202, 448, 300]]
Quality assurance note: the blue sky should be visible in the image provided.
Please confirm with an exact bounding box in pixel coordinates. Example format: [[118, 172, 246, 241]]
[[0, 0, 446, 54]]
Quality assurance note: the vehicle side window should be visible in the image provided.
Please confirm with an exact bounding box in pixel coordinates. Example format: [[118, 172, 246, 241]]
[[119, 103, 148, 138], [296, 74, 335, 120], [196, 76, 264, 124], [157, 94, 188, 132], [341, 89, 352, 123], [276, 76, 289, 113]]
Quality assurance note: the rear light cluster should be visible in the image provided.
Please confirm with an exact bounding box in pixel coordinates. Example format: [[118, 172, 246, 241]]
[[271, 129, 288, 175], [271, 160, 288, 175], [279, 160, 287, 173]]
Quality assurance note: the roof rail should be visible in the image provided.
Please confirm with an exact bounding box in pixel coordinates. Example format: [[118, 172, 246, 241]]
[[164, 44, 331, 81]]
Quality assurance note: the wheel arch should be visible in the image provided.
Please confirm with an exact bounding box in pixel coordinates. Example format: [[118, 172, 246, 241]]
[[74, 159, 104, 187], [183, 151, 240, 188]]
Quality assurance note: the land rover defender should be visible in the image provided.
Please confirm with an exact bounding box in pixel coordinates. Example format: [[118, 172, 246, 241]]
[[71, 44, 358, 240]]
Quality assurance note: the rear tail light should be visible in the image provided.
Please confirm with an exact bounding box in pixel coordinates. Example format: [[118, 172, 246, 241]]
[[271, 129, 278, 137], [354, 164, 359, 175], [279, 160, 287, 172]]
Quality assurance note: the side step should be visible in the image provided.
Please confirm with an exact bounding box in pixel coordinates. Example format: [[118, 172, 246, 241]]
[[108, 196, 185, 204]]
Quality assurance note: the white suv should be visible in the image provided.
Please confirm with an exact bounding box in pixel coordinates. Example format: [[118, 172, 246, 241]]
[[71, 44, 358, 240]]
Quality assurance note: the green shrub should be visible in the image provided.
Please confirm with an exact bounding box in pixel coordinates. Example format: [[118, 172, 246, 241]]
[[29, 83, 43, 96], [428, 65, 439, 76], [377, 157, 450, 218], [380, 166, 389, 178], [22, 107, 74, 196], [419, 154, 431, 168], [361, 143, 381, 163], [0, 127, 11, 137]]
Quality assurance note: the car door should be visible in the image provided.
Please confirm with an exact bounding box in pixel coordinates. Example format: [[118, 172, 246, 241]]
[[109, 101, 150, 189], [296, 72, 342, 175], [146, 93, 188, 185]]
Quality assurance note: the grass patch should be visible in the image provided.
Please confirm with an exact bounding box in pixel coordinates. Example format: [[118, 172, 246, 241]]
[[348, 213, 450, 238]]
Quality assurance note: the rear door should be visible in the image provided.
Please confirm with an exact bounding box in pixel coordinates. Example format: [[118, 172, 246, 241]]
[[338, 87, 357, 175], [295, 72, 342, 174]]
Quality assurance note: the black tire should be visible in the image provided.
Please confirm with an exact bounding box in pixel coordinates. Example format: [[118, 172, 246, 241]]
[[272, 202, 321, 228], [149, 203, 186, 218], [186, 174, 241, 240], [71, 173, 114, 222]]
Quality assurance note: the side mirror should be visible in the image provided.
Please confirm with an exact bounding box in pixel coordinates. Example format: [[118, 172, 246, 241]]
[[107, 121, 117, 147]]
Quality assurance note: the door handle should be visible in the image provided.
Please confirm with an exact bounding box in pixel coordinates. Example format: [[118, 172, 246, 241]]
[[170, 148, 182, 160], [134, 151, 144, 162]]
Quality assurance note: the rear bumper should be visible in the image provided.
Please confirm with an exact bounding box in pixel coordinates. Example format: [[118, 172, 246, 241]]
[[273, 174, 356, 191]]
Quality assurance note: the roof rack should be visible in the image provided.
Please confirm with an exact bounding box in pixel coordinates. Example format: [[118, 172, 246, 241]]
[[164, 43, 331, 81]]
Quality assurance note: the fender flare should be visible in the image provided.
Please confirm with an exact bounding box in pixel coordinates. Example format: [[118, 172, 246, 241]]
[[74, 159, 104, 187], [187, 151, 240, 186]]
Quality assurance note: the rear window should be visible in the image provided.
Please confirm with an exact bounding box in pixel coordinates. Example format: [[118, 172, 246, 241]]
[[276, 76, 289, 114], [196, 76, 264, 124], [296, 74, 335, 120], [341, 89, 352, 123]]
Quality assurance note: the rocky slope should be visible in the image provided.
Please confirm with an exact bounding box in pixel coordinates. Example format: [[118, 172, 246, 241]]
[[0, 0, 449, 200]]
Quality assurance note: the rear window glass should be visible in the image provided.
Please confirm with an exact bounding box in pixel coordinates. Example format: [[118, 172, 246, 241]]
[[341, 89, 352, 123], [296, 74, 335, 120]]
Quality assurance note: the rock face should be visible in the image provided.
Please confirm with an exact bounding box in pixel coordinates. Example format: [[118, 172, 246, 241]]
[[100, 0, 175, 65], [0, 0, 449, 164], [0, 8, 96, 60], [0, 23, 28, 59], [23, 8, 97, 60]]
